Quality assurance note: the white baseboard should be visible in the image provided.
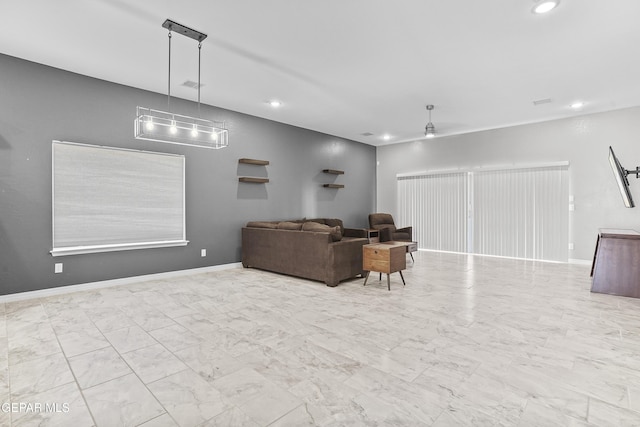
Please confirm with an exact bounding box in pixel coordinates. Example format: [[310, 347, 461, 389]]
[[568, 258, 592, 265], [418, 248, 593, 265], [0, 262, 243, 303]]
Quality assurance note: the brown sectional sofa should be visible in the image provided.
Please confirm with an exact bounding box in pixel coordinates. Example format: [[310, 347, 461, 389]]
[[241, 218, 368, 287]]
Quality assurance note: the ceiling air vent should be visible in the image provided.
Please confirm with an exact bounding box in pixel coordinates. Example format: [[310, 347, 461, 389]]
[[360, 132, 374, 137], [533, 98, 552, 106]]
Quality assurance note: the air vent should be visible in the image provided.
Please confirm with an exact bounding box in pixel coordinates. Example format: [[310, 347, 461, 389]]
[[360, 132, 374, 137], [533, 98, 552, 106], [182, 80, 204, 89]]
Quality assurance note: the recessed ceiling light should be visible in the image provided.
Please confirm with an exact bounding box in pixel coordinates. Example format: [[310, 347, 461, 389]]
[[382, 134, 391, 141], [570, 101, 584, 110], [532, 0, 560, 14], [269, 100, 282, 108]]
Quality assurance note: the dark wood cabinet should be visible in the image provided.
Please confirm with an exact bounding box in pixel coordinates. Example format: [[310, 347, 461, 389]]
[[591, 229, 640, 298]]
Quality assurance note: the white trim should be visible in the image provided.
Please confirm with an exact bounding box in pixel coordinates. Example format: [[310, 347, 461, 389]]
[[569, 258, 592, 265], [52, 139, 184, 158], [397, 161, 570, 178], [0, 262, 243, 303], [417, 248, 566, 264], [51, 240, 189, 257]]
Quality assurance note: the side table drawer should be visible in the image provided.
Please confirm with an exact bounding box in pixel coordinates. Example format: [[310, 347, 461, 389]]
[[363, 246, 390, 273]]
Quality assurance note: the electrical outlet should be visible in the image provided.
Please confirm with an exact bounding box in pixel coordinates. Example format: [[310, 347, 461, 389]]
[[568, 243, 574, 250], [201, 249, 207, 257], [54, 263, 63, 273]]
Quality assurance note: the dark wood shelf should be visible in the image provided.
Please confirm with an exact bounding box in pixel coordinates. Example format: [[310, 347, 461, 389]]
[[322, 169, 344, 175], [323, 184, 344, 189], [239, 158, 270, 166], [239, 177, 269, 183]]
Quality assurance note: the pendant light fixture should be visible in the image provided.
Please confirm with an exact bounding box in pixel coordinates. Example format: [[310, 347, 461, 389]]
[[134, 19, 229, 149], [424, 104, 436, 138]]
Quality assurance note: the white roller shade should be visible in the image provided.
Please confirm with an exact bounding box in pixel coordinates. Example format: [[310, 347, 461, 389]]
[[52, 141, 187, 256]]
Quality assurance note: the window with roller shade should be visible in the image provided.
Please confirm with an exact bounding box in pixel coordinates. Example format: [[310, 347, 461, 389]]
[[51, 141, 187, 256]]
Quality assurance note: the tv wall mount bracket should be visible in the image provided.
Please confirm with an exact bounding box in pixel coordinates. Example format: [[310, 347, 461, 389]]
[[624, 166, 640, 179]]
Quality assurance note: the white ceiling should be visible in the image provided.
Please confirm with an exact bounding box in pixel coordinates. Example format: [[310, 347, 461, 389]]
[[3, 0, 640, 146]]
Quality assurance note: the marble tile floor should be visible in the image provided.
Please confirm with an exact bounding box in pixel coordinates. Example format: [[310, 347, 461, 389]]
[[2, 250, 640, 426]]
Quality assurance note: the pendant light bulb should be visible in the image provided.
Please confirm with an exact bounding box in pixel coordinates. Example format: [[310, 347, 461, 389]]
[[424, 105, 436, 138], [169, 119, 177, 134], [425, 123, 435, 138], [191, 124, 198, 137], [145, 117, 154, 131]]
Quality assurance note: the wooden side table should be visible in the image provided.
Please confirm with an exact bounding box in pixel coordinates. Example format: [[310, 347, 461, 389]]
[[405, 241, 418, 262], [363, 242, 406, 290]]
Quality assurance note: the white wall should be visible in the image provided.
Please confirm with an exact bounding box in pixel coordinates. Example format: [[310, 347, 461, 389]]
[[376, 106, 640, 261]]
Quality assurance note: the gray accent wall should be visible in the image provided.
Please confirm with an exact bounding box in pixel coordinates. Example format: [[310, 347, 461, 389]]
[[376, 107, 640, 262], [0, 53, 376, 295]]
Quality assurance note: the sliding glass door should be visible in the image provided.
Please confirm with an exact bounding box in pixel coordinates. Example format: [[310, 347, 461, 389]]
[[397, 172, 469, 253], [397, 164, 569, 262]]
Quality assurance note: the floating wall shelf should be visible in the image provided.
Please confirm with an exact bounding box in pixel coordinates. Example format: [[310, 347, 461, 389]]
[[238, 158, 269, 183], [239, 177, 269, 184], [239, 158, 269, 166], [323, 168, 344, 188], [322, 169, 344, 175]]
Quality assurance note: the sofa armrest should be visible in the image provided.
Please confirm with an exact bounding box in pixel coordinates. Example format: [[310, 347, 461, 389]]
[[326, 237, 368, 286], [344, 228, 367, 238], [379, 227, 392, 242]]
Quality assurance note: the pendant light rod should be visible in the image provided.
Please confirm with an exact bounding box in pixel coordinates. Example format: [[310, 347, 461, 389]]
[[198, 42, 202, 117], [167, 30, 172, 110]]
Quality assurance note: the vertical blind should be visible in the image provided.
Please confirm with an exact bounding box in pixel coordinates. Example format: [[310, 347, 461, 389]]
[[473, 166, 568, 261], [398, 172, 469, 253], [397, 164, 569, 262], [51, 141, 187, 256]]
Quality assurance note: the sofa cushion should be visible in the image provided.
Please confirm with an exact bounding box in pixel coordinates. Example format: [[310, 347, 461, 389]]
[[277, 221, 302, 230], [379, 224, 397, 233], [246, 221, 278, 229], [324, 218, 345, 235], [329, 226, 343, 242], [306, 218, 327, 225], [302, 221, 342, 241], [302, 221, 329, 232], [393, 232, 411, 241]]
